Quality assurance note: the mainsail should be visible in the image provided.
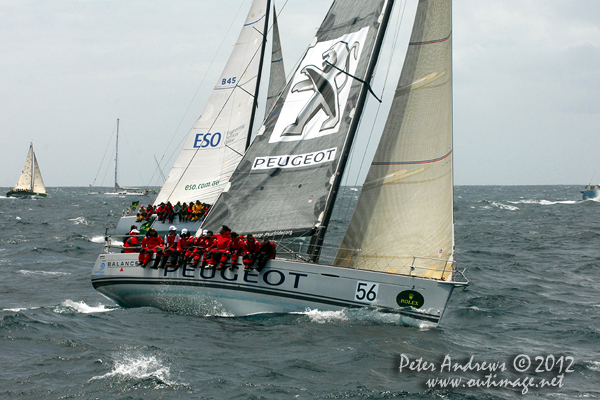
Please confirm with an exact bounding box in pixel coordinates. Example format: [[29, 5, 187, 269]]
[[263, 7, 286, 121], [14, 143, 46, 195], [335, 0, 453, 279], [154, 0, 271, 206], [202, 0, 394, 238]]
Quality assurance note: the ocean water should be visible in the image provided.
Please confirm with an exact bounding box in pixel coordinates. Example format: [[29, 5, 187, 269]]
[[0, 186, 598, 399]]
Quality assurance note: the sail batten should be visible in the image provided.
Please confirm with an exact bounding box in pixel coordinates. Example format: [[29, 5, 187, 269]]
[[335, 0, 453, 279]]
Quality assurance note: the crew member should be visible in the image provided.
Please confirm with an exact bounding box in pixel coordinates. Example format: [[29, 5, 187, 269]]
[[138, 228, 164, 268]]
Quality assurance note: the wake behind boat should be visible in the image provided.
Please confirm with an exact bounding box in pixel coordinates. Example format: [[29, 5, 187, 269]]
[[92, 0, 469, 327], [7, 143, 47, 198]]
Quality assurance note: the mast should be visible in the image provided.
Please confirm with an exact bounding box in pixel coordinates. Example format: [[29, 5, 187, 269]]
[[308, 0, 396, 262], [245, 0, 271, 150], [115, 118, 119, 191]]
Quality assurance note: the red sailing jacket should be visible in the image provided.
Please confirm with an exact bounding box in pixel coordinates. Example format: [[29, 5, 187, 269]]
[[259, 241, 276, 259], [212, 232, 231, 250], [243, 238, 260, 254], [163, 233, 179, 248], [228, 237, 244, 253], [141, 235, 163, 249], [177, 236, 194, 251], [123, 236, 140, 253]]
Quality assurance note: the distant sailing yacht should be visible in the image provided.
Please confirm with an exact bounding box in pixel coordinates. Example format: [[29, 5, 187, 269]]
[[92, 0, 468, 327], [7, 143, 47, 198], [88, 119, 148, 197]]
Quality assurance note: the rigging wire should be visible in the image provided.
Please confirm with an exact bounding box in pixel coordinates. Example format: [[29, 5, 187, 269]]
[[91, 120, 118, 189]]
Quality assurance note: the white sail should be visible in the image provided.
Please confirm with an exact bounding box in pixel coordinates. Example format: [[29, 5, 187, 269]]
[[335, 0, 453, 280], [31, 152, 46, 194], [13, 143, 46, 196], [14, 145, 34, 191], [154, 0, 270, 206]]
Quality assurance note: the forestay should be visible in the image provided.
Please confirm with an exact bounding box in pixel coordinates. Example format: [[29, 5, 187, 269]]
[[335, 0, 453, 279], [154, 0, 271, 206], [202, 0, 393, 238]]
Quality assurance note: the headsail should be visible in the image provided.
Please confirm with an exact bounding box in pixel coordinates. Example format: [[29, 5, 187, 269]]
[[335, 0, 453, 279], [31, 152, 46, 194], [14, 144, 35, 191], [202, 0, 395, 238], [264, 6, 286, 120], [154, 0, 271, 206]]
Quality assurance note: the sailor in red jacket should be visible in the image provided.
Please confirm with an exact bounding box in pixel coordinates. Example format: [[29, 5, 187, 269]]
[[175, 228, 194, 268], [220, 232, 244, 270], [123, 228, 141, 253], [158, 226, 180, 268], [138, 228, 164, 268], [189, 230, 215, 267], [254, 235, 276, 272], [205, 225, 231, 269], [242, 234, 261, 271]]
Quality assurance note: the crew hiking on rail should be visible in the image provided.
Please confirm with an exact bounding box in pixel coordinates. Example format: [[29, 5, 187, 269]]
[[131, 225, 276, 272]]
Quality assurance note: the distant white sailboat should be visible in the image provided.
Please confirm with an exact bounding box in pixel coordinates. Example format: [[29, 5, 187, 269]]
[[92, 0, 468, 327], [88, 119, 149, 197], [7, 143, 47, 198]]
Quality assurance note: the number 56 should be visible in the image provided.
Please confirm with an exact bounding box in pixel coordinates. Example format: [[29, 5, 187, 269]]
[[355, 282, 379, 303]]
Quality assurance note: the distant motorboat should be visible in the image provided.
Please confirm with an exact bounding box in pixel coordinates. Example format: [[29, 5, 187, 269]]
[[582, 185, 600, 200], [7, 143, 47, 198]]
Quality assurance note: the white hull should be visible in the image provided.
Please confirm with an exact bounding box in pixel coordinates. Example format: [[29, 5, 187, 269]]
[[91, 252, 465, 326]]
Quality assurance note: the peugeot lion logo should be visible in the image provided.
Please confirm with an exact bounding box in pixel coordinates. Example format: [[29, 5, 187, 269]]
[[282, 40, 360, 137]]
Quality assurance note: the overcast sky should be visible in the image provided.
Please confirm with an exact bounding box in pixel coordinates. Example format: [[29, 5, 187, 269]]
[[1, 0, 599, 188]]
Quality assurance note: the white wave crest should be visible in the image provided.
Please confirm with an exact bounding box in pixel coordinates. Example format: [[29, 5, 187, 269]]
[[18, 270, 71, 276], [55, 300, 114, 314], [16, 216, 21, 220], [301, 308, 349, 323], [507, 199, 578, 205], [69, 216, 89, 225], [89, 235, 123, 246], [586, 361, 600, 372], [90, 354, 175, 385], [492, 202, 519, 211]]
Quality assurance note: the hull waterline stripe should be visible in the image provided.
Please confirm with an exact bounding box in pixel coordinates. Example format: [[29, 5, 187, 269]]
[[91, 277, 441, 323]]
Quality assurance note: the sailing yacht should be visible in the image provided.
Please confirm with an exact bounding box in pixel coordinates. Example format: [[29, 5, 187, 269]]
[[92, 0, 468, 327], [114, 0, 279, 236], [7, 143, 47, 198], [88, 119, 148, 197]]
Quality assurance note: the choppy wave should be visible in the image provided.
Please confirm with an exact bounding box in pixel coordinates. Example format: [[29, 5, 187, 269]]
[[90, 353, 178, 387], [69, 216, 89, 225], [90, 235, 123, 246], [491, 202, 519, 211], [296, 308, 433, 328], [586, 361, 600, 372], [53, 300, 115, 314], [18, 270, 71, 276]]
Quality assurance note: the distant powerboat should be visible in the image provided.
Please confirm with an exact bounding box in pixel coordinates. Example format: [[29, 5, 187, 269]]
[[582, 185, 600, 200], [7, 143, 47, 198]]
